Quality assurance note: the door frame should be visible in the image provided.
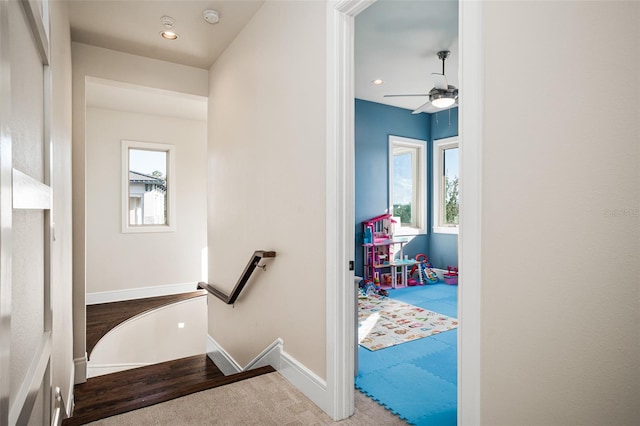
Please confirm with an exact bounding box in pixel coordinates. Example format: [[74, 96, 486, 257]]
[[325, 0, 483, 423]]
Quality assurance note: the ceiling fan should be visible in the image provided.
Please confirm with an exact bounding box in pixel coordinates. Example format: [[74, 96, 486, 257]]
[[384, 50, 459, 114]]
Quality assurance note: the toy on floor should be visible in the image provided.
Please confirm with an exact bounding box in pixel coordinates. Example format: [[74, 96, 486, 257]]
[[410, 254, 438, 284], [444, 265, 458, 285]]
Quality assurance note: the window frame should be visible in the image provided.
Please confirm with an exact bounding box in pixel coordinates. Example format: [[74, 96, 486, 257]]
[[388, 135, 427, 235], [433, 136, 459, 234], [121, 140, 176, 233]]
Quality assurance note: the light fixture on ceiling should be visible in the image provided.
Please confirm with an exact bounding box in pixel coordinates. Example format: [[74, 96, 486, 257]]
[[203, 9, 220, 24], [430, 91, 456, 108], [371, 79, 384, 85], [160, 16, 179, 40]]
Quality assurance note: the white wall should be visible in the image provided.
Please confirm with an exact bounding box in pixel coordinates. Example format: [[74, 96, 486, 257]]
[[207, 1, 327, 377], [479, 2, 639, 424], [85, 107, 207, 295], [72, 43, 209, 381]]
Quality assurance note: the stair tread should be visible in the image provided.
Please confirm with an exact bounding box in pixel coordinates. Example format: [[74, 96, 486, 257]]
[[63, 354, 275, 425]]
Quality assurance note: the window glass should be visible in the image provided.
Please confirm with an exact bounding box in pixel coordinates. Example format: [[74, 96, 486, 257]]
[[389, 135, 426, 235], [443, 146, 459, 226], [128, 149, 168, 226]]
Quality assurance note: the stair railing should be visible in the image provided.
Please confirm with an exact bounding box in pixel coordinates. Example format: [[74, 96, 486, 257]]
[[198, 250, 276, 305]]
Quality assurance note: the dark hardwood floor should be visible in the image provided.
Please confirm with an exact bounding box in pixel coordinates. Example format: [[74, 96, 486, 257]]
[[63, 354, 275, 425], [86, 290, 207, 358]]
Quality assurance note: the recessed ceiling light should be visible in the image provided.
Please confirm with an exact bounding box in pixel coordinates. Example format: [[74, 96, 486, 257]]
[[160, 15, 179, 40], [372, 79, 384, 85]]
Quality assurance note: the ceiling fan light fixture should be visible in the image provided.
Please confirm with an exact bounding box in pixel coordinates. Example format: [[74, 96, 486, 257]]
[[430, 92, 456, 109]]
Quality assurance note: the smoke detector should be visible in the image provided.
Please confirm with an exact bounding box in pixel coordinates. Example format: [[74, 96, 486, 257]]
[[203, 9, 220, 24]]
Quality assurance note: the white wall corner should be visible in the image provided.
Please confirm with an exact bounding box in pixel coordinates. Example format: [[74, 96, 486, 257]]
[[86, 282, 198, 305], [73, 354, 87, 384]]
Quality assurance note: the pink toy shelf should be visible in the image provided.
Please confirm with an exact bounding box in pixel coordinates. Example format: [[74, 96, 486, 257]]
[[362, 214, 417, 289]]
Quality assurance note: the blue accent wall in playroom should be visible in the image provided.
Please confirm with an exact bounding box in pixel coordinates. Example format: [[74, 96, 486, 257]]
[[429, 107, 459, 269], [355, 99, 459, 276], [355, 99, 430, 276]]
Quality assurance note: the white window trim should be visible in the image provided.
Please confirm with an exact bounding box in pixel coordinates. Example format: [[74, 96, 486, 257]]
[[121, 140, 176, 233], [433, 136, 459, 234], [388, 135, 427, 235]]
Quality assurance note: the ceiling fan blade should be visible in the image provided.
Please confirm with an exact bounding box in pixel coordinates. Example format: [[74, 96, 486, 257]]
[[431, 73, 448, 90], [412, 100, 431, 114], [383, 94, 429, 98]]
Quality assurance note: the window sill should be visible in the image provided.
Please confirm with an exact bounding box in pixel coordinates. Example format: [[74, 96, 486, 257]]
[[394, 226, 427, 237], [433, 226, 458, 235]]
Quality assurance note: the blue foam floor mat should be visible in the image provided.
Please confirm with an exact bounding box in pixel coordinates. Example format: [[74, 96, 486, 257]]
[[356, 283, 458, 425]]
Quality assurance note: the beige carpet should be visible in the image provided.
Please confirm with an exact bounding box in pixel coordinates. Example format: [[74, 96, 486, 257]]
[[87, 372, 406, 425]]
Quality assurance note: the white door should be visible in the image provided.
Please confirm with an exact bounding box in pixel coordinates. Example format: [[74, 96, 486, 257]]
[[0, 0, 54, 424]]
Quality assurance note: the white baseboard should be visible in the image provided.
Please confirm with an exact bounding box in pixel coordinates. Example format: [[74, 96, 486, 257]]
[[73, 354, 87, 384], [86, 282, 198, 305], [279, 350, 328, 413], [206, 335, 328, 415], [87, 362, 151, 378], [206, 335, 242, 375]]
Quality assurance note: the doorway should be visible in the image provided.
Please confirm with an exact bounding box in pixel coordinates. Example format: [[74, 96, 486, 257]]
[[325, 0, 482, 423]]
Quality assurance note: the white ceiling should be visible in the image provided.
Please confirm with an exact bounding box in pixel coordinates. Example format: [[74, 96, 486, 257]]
[[355, 0, 459, 113], [68, 0, 458, 115], [68, 0, 264, 70]]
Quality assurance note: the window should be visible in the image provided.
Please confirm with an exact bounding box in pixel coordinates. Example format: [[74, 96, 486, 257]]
[[433, 136, 459, 234], [122, 140, 176, 233], [388, 135, 426, 235]]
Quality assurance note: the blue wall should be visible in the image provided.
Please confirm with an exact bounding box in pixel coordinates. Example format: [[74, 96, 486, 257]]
[[428, 107, 459, 269], [355, 99, 430, 276], [355, 99, 459, 275]]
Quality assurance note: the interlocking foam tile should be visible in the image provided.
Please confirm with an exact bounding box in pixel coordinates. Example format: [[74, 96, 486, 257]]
[[356, 363, 457, 424], [412, 403, 457, 426], [431, 328, 458, 346], [357, 338, 449, 375], [356, 283, 458, 424], [412, 345, 458, 384]]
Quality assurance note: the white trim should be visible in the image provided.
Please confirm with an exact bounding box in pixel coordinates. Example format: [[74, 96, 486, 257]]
[[206, 335, 328, 414], [458, 0, 483, 424], [66, 361, 75, 418], [388, 135, 427, 235], [12, 168, 52, 210], [205, 335, 284, 375], [121, 139, 176, 233], [206, 334, 242, 375], [86, 281, 197, 305], [279, 350, 328, 414], [9, 332, 51, 426], [326, 0, 370, 421], [73, 354, 87, 384], [432, 136, 459, 235]]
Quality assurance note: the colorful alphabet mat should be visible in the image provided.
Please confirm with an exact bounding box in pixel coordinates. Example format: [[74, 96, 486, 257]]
[[358, 294, 458, 351]]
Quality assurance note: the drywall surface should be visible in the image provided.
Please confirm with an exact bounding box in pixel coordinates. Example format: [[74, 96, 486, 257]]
[[72, 42, 208, 379], [480, 2, 640, 424], [207, 1, 327, 377], [88, 297, 206, 377], [85, 107, 206, 294]]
